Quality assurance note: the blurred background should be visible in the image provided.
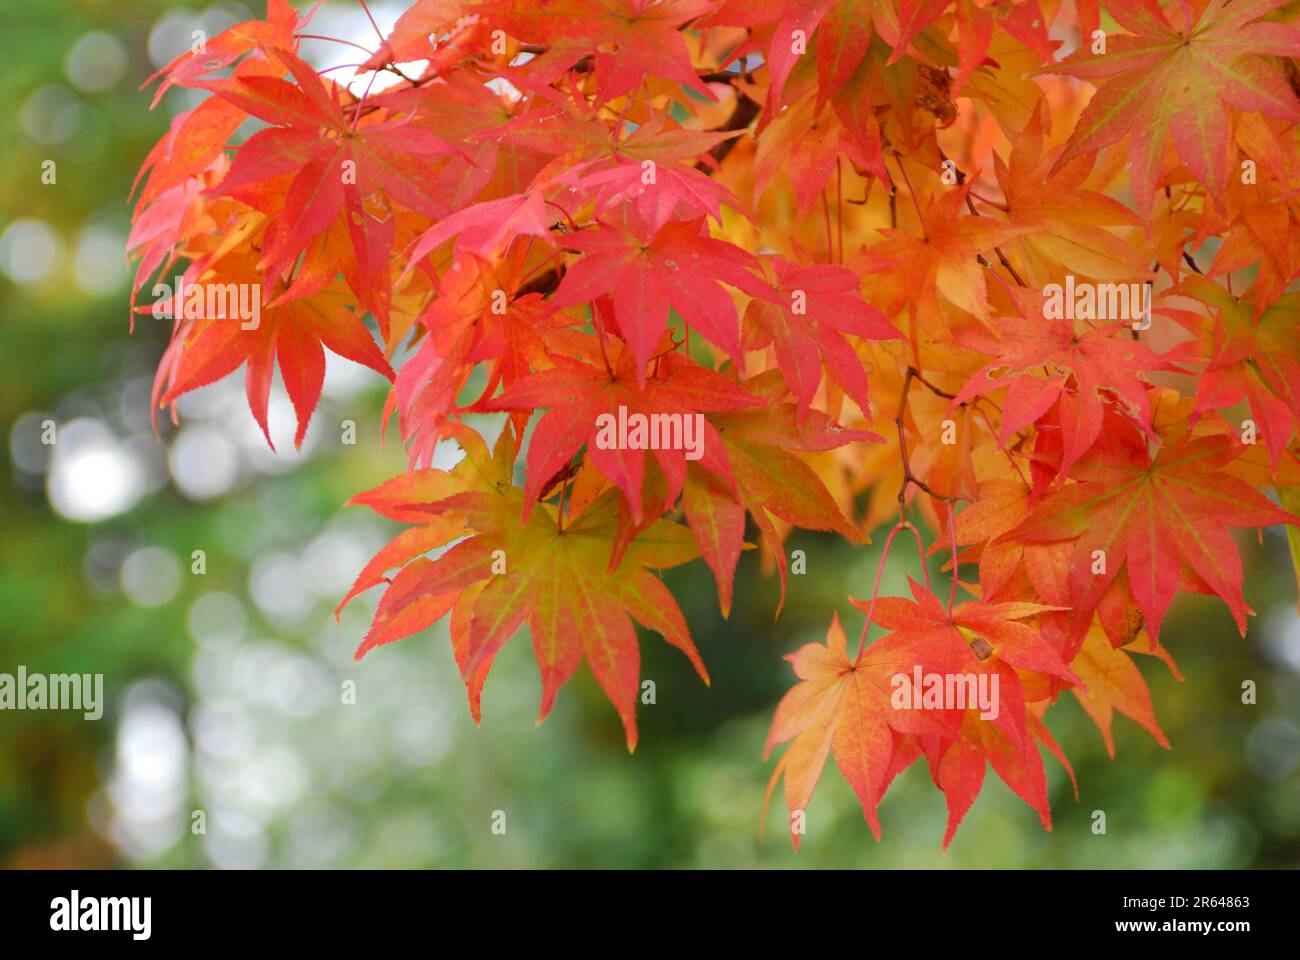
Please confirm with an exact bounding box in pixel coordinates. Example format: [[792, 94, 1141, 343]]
[[2, 0, 1300, 869]]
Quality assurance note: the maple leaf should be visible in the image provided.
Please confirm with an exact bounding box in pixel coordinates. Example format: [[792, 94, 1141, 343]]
[[867, 182, 1029, 337], [821, 31, 961, 183], [133, 58, 279, 212], [490, 0, 718, 100], [1038, 0, 1300, 214], [943, 477, 1034, 599], [893, 0, 1053, 96], [476, 97, 617, 160], [405, 113, 743, 262], [951, 283, 1165, 476], [549, 210, 772, 379], [710, 0, 895, 113], [711, 373, 878, 610], [406, 188, 555, 263], [1011, 422, 1299, 641], [743, 256, 901, 419], [338, 421, 506, 637], [141, 0, 304, 107], [391, 249, 580, 466], [993, 101, 1152, 283], [204, 48, 461, 292], [762, 612, 916, 847], [1205, 183, 1300, 316], [357, 0, 489, 71], [338, 483, 482, 626], [151, 249, 394, 449], [344, 425, 708, 749], [366, 71, 550, 209], [1163, 276, 1300, 468], [852, 579, 1077, 845], [683, 463, 747, 616], [481, 347, 763, 521], [751, 90, 876, 216], [127, 172, 226, 323], [767, 581, 1074, 848], [554, 113, 746, 231], [857, 580, 1081, 693], [1069, 623, 1178, 758]]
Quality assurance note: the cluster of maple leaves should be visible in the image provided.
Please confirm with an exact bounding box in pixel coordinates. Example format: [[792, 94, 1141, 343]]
[[128, 0, 1300, 848]]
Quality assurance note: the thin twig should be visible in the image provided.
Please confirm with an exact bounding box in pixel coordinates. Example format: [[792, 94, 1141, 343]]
[[822, 189, 834, 263], [940, 148, 1027, 287], [835, 156, 844, 265], [895, 367, 960, 521], [945, 500, 959, 614]]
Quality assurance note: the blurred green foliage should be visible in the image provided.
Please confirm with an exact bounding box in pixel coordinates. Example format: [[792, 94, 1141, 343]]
[[1, 0, 1298, 870]]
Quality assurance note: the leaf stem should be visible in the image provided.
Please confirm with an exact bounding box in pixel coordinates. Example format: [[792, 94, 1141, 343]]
[[357, 0, 387, 47], [854, 520, 930, 662], [299, 34, 375, 56], [944, 499, 959, 615], [891, 155, 926, 231], [557, 472, 569, 534], [592, 303, 615, 378], [967, 189, 1009, 211], [822, 188, 835, 263], [836, 156, 844, 264]]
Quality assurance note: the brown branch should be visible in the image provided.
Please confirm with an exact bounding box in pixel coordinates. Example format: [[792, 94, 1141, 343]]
[[516, 267, 562, 298], [909, 366, 957, 401], [895, 366, 960, 521], [695, 92, 760, 171], [698, 70, 750, 85], [938, 148, 1027, 287]]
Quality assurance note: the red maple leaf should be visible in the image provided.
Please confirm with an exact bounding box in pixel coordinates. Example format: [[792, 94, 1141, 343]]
[[1011, 422, 1299, 641], [482, 346, 762, 520], [153, 255, 393, 449], [952, 283, 1165, 477], [549, 209, 773, 379], [744, 256, 901, 419]]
